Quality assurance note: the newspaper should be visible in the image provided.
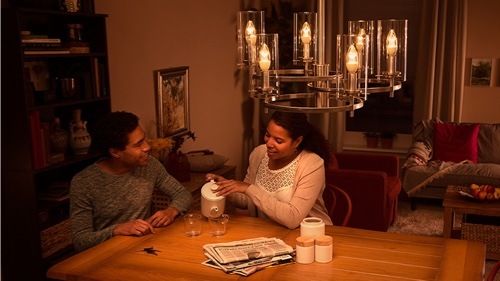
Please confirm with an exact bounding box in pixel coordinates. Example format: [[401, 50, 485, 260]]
[[203, 237, 294, 264], [202, 237, 295, 276]]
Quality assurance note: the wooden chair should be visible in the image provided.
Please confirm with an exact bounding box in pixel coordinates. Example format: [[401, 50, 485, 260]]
[[487, 260, 500, 281], [323, 183, 352, 227]]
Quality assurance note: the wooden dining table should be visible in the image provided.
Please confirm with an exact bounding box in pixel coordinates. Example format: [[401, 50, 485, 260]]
[[47, 214, 486, 281]]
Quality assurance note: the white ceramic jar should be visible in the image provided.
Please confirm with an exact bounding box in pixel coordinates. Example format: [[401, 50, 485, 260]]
[[300, 217, 325, 238]]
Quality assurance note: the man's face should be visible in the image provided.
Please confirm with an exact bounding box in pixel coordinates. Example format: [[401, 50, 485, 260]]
[[118, 126, 151, 167]]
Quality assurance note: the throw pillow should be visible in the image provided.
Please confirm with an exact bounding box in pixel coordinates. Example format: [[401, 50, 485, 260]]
[[187, 154, 229, 172], [432, 122, 480, 163]]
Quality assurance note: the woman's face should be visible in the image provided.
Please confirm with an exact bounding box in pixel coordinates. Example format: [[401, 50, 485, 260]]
[[264, 120, 302, 162]]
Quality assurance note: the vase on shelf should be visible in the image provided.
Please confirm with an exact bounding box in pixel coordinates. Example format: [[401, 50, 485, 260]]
[[50, 118, 68, 154], [69, 109, 91, 154], [164, 151, 190, 182]]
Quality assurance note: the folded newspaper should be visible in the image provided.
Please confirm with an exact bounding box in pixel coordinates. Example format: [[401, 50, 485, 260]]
[[202, 237, 295, 276]]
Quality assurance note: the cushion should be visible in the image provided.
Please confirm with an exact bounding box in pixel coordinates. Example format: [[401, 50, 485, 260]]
[[477, 123, 500, 164], [187, 154, 229, 172], [432, 122, 480, 163]]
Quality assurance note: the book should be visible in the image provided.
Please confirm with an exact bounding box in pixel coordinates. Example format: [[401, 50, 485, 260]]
[[22, 38, 61, 43], [24, 50, 71, 55], [29, 111, 47, 169], [93, 57, 101, 97]]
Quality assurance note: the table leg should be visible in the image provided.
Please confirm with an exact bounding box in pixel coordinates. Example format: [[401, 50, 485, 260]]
[[443, 207, 453, 238]]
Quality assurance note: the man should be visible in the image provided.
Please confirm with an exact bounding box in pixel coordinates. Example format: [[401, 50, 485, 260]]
[[70, 111, 192, 251]]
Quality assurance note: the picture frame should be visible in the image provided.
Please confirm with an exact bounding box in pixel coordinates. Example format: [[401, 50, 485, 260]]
[[154, 66, 190, 138], [470, 58, 492, 86]]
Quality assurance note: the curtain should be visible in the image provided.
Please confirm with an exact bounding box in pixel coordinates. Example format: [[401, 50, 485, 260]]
[[413, 0, 468, 123]]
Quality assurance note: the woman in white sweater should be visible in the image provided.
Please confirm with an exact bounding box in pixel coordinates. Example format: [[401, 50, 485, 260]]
[[206, 111, 332, 229]]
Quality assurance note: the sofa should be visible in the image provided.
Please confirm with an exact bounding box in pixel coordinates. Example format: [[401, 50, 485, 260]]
[[326, 152, 402, 232], [402, 119, 500, 199]]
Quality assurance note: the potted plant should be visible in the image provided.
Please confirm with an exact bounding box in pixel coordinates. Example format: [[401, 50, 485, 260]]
[[380, 131, 397, 149], [363, 131, 380, 148]]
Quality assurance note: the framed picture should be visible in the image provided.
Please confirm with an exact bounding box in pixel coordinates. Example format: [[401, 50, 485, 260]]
[[470, 58, 492, 86], [154, 66, 190, 138]]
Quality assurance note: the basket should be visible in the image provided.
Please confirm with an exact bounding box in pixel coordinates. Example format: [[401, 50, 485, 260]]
[[40, 219, 72, 258], [461, 222, 500, 254], [151, 188, 171, 214]]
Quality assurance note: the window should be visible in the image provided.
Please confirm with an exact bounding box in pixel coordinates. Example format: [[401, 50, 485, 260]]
[[344, 0, 422, 134]]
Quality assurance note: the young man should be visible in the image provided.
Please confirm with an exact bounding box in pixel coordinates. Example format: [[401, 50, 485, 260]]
[[70, 111, 193, 252]]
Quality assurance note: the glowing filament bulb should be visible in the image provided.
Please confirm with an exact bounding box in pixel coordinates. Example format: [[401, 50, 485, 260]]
[[345, 44, 358, 74], [259, 43, 271, 71], [300, 22, 312, 59], [300, 22, 312, 44], [355, 28, 366, 52], [245, 21, 257, 46], [386, 29, 398, 57]]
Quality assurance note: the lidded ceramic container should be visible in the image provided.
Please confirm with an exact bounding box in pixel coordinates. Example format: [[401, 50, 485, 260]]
[[201, 180, 225, 218]]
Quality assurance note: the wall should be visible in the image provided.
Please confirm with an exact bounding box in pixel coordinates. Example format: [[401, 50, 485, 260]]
[[95, 1, 250, 178], [95, 0, 500, 180], [461, 0, 500, 123]]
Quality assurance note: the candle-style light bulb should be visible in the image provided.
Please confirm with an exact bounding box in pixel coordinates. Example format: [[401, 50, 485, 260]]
[[345, 44, 358, 74], [355, 28, 366, 53], [386, 29, 398, 57], [245, 21, 257, 63], [300, 22, 312, 59], [258, 43, 271, 71], [245, 21, 257, 46]]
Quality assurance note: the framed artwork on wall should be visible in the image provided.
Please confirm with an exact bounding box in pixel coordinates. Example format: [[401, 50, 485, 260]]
[[470, 58, 492, 86], [154, 66, 190, 138]]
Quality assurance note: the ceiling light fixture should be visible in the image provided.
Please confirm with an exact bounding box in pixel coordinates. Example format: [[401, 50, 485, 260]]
[[237, 0, 407, 114]]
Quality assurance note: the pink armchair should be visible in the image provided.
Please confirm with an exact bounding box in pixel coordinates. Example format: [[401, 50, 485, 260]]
[[325, 152, 402, 231]]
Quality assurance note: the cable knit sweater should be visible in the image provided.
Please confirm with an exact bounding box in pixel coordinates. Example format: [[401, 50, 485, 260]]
[[70, 156, 193, 251], [233, 144, 332, 229]]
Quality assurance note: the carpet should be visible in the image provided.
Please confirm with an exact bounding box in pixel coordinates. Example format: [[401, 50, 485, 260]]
[[388, 200, 499, 281]]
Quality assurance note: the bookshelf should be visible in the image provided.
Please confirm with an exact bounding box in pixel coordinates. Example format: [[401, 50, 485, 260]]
[[1, 4, 111, 280]]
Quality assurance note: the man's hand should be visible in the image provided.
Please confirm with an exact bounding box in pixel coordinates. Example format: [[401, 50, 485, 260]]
[[147, 206, 180, 227], [113, 219, 155, 237]]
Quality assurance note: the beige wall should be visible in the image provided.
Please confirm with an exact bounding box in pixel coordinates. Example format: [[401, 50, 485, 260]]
[[95, 1, 500, 179], [461, 0, 500, 123], [95, 1, 250, 178]]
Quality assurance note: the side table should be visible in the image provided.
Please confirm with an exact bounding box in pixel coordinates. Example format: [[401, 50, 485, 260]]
[[152, 165, 236, 213], [443, 185, 500, 260]]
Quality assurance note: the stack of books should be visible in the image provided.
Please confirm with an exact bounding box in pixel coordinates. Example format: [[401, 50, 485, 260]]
[[22, 31, 70, 55]]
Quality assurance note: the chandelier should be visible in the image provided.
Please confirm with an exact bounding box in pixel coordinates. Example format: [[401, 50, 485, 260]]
[[236, 0, 407, 114]]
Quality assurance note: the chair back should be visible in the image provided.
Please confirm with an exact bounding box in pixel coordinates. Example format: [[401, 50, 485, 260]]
[[323, 183, 352, 227], [487, 260, 500, 281]]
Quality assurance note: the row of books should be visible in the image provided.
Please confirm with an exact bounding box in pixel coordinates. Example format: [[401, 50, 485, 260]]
[[30, 111, 65, 170], [22, 31, 70, 54]]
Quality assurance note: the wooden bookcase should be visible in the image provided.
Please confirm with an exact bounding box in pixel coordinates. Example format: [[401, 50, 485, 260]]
[[1, 5, 111, 280]]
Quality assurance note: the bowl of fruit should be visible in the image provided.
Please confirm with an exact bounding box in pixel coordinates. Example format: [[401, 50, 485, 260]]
[[454, 184, 500, 201]]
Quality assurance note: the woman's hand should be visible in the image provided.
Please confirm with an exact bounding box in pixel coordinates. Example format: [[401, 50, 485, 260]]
[[213, 179, 250, 196]]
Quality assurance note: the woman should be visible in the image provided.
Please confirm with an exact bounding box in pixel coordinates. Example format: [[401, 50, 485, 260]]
[[206, 111, 332, 229]]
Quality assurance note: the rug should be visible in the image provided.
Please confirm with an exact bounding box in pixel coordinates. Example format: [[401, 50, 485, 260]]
[[388, 200, 499, 281]]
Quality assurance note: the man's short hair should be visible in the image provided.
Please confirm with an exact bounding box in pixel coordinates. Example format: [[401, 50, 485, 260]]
[[92, 111, 139, 156]]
